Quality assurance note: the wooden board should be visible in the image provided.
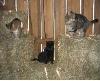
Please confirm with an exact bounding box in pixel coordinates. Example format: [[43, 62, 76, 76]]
[[95, 0, 100, 34], [84, 0, 93, 36], [55, 0, 65, 37], [30, 0, 41, 52], [29, 0, 41, 38], [17, 0, 25, 11], [67, 0, 80, 13], [5, 0, 15, 10], [4, 0, 100, 37], [44, 0, 54, 38]]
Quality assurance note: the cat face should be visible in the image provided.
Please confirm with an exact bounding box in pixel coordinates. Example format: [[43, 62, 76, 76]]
[[65, 11, 75, 21], [6, 18, 22, 39], [65, 11, 77, 32]]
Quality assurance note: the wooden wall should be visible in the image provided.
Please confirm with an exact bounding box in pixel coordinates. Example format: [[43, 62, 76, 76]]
[[1, 0, 100, 38], [95, 0, 100, 35]]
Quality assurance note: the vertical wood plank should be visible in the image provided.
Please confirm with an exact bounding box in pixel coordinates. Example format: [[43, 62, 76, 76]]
[[67, 0, 80, 13], [95, 0, 100, 34], [5, 0, 15, 10], [30, 0, 41, 53], [44, 0, 53, 38], [84, 0, 93, 36], [55, 0, 65, 37], [29, 0, 41, 38], [17, 0, 25, 11]]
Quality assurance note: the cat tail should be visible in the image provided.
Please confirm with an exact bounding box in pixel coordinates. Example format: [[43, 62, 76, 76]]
[[91, 19, 98, 23], [31, 58, 38, 61]]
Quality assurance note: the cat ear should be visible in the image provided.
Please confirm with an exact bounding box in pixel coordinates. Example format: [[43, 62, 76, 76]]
[[67, 11, 73, 15], [6, 23, 11, 29], [6, 21, 13, 30]]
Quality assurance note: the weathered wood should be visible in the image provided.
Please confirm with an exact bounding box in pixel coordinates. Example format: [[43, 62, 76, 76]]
[[55, 0, 65, 37], [29, 0, 41, 38], [44, 0, 54, 38], [29, 0, 41, 52], [84, 0, 93, 36], [67, 0, 80, 13], [5, 0, 15, 10], [95, 0, 100, 34], [17, 0, 25, 11], [3, 0, 100, 39]]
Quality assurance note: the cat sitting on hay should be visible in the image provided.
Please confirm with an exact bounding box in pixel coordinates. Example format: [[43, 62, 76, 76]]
[[65, 11, 98, 37]]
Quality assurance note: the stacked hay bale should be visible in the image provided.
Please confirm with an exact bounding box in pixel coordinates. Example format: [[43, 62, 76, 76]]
[[57, 35, 100, 80], [0, 11, 36, 79], [0, 11, 100, 80]]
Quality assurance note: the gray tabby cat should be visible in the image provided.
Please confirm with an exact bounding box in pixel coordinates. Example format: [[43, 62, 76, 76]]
[[65, 11, 98, 37], [6, 18, 22, 39]]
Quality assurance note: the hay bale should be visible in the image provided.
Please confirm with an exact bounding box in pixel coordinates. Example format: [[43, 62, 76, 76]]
[[0, 35, 35, 79], [57, 35, 100, 80], [0, 12, 36, 79]]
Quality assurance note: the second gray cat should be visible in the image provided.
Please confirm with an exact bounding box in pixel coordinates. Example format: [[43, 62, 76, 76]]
[[65, 11, 98, 37]]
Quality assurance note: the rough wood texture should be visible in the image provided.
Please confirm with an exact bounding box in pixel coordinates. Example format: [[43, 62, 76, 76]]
[[17, 0, 25, 11], [84, 0, 93, 36], [55, 0, 65, 37], [67, 0, 80, 13], [44, 0, 54, 38], [95, 0, 100, 34], [5, 0, 15, 10], [4, 0, 100, 38], [29, 0, 41, 38]]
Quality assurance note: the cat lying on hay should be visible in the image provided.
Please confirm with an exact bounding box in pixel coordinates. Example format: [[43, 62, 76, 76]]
[[31, 41, 54, 64], [65, 11, 98, 37]]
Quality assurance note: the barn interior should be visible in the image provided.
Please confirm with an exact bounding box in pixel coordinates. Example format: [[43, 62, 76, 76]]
[[0, 0, 100, 80]]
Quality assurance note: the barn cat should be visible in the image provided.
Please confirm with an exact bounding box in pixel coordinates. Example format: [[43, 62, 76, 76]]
[[6, 18, 22, 39], [31, 41, 54, 64], [65, 11, 98, 37]]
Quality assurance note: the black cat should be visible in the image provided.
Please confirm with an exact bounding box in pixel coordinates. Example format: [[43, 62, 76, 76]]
[[31, 41, 54, 64]]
